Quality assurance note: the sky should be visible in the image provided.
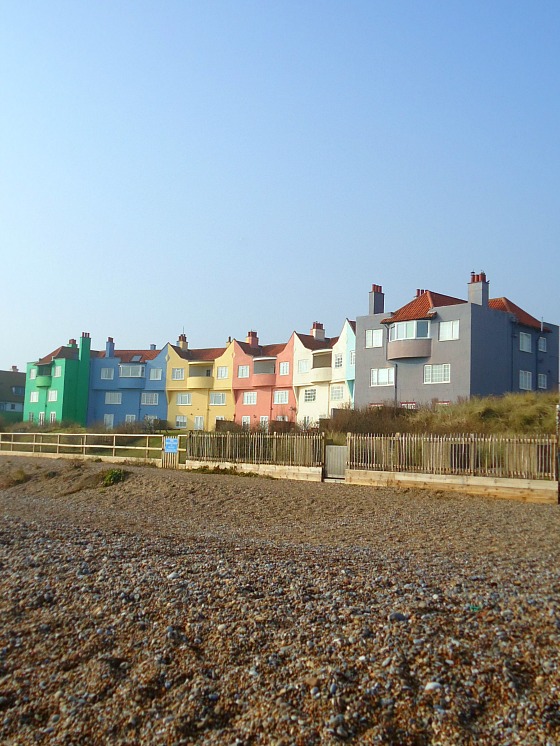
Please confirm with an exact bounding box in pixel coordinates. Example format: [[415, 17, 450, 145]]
[[1, 0, 559, 370]]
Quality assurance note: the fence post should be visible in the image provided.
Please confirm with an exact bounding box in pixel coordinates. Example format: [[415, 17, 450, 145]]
[[556, 404, 560, 503]]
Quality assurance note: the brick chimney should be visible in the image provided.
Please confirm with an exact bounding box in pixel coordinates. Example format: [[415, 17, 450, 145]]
[[177, 334, 188, 351], [11, 366, 18, 373], [246, 330, 259, 348], [310, 322, 325, 341], [468, 271, 489, 307], [69, 338, 77, 347], [369, 284, 385, 314], [106, 337, 115, 357]]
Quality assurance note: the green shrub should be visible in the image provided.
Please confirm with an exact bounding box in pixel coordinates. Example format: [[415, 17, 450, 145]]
[[101, 468, 128, 487]]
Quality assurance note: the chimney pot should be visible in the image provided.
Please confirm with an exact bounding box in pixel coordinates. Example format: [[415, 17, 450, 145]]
[[12, 365, 18, 373]]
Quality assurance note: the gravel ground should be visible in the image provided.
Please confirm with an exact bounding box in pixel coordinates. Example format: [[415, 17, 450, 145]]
[[1, 455, 560, 745]]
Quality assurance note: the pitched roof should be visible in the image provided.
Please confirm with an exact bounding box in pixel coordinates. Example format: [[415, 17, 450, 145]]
[[36, 345, 79, 365], [296, 333, 337, 350], [382, 291, 466, 324], [236, 341, 287, 358], [489, 297, 548, 331], [0, 369, 26, 403], [170, 345, 226, 362], [98, 349, 161, 363]]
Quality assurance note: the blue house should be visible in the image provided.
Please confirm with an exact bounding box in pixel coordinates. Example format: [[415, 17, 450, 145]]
[[87, 337, 167, 428]]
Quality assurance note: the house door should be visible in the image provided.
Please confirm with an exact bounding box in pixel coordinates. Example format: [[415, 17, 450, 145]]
[[324, 445, 347, 480]]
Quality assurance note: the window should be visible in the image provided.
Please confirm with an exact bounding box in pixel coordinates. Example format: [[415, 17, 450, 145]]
[[47, 389, 58, 402], [131, 355, 142, 362], [30, 369, 37, 380], [538, 337, 547, 353], [28, 413, 34, 423], [260, 416, 269, 431], [12, 386, 24, 396], [370, 368, 395, 386], [101, 367, 114, 380], [334, 353, 343, 368], [53, 365, 62, 378], [176, 393, 191, 405], [400, 402, 417, 410], [171, 367, 185, 380], [216, 366, 228, 379], [365, 329, 383, 348], [330, 385, 344, 401], [389, 320, 430, 341], [276, 415, 288, 421], [350, 351, 356, 365], [30, 391, 39, 403], [273, 390, 289, 405], [238, 365, 250, 378], [519, 370, 532, 390], [519, 333, 531, 353], [149, 368, 162, 380], [241, 415, 251, 430], [194, 416, 204, 430], [439, 320, 459, 341], [104, 413, 114, 429], [243, 391, 257, 405], [125, 414, 136, 423], [176, 415, 187, 428], [304, 388, 316, 402], [424, 364, 451, 384], [38, 412, 45, 425], [141, 392, 159, 405], [279, 361, 290, 376], [144, 415, 157, 423], [538, 373, 547, 390], [120, 364, 145, 378], [210, 392, 226, 405], [215, 416, 225, 422], [298, 359, 309, 374], [105, 392, 122, 405]]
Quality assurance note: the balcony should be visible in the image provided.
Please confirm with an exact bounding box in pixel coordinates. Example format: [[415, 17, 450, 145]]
[[253, 373, 276, 387], [35, 375, 52, 388], [387, 339, 431, 360], [310, 366, 332, 383], [187, 376, 214, 389], [118, 377, 145, 389]]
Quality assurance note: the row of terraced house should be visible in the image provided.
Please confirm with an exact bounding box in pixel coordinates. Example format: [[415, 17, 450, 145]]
[[20, 273, 559, 430]]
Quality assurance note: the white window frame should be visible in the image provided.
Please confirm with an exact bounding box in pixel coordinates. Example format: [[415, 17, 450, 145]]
[[216, 366, 228, 379], [439, 320, 460, 341], [333, 353, 343, 368], [125, 414, 136, 423], [365, 329, 383, 348], [53, 365, 62, 378], [423, 364, 451, 384], [103, 413, 114, 429], [30, 391, 39, 403], [279, 361, 290, 376], [298, 359, 310, 374], [194, 416, 204, 431], [120, 364, 145, 378], [519, 332, 531, 353], [350, 351, 356, 365], [273, 390, 289, 405], [243, 391, 257, 405], [304, 388, 316, 402], [259, 415, 269, 431], [519, 370, 532, 390], [149, 368, 163, 380], [538, 373, 547, 390], [171, 367, 185, 380], [330, 384, 344, 401], [538, 336, 547, 353], [238, 365, 250, 378], [241, 415, 251, 430], [47, 389, 58, 402], [389, 320, 430, 341], [176, 393, 191, 406], [141, 392, 159, 405], [175, 415, 187, 428], [30, 369, 37, 380], [209, 392, 226, 406], [101, 367, 114, 380], [370, 368, 395, 387], [105, 392, 122, 405]]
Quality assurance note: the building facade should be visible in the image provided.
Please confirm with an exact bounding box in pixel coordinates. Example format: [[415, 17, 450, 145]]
[[355, 274, 560, 409], [0, 367, 26, 424]]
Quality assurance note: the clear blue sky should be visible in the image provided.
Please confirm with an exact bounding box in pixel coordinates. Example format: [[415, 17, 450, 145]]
[[2, 0, 559, 369]]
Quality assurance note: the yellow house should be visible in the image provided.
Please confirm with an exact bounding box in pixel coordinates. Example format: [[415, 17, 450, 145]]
[[165, 334, 234, 431]]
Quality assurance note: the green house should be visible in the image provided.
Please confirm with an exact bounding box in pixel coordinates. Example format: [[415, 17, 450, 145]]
[[24, 333, 92, 426]]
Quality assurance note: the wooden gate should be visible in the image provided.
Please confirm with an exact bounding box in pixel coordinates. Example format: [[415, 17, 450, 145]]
[[324, 445, 347, 480], [162, 436, 179, 469]]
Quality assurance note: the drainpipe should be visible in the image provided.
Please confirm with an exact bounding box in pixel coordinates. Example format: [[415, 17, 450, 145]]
[[394, 363, 398, 410]]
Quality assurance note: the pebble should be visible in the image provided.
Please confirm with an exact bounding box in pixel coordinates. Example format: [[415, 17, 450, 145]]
[[1, 456, 560, 745]]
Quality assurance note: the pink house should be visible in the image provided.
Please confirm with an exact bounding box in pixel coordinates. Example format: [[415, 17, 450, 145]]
[[232, 332, 296, 430]]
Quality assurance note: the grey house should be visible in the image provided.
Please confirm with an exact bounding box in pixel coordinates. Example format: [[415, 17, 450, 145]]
[[355, 273, 559, 408]]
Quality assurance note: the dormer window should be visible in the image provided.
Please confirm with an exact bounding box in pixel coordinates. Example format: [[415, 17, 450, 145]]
[[389, 320, 430, 341]]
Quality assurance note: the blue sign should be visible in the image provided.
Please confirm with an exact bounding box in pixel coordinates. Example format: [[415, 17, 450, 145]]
[[164, 437, 179, 454]]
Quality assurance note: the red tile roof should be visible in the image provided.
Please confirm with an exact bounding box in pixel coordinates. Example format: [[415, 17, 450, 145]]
[[236, 341, 287, 357], [382, 291, 466, 324], [170, 345, 226, 362], [98, 349, 161, 362], [296, 333, 337, 350], [36, 346, 79, 365], [489, 298, 548, 331]]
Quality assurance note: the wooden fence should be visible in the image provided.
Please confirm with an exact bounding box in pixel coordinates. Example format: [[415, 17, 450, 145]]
[[348, 433, 558, 481]]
